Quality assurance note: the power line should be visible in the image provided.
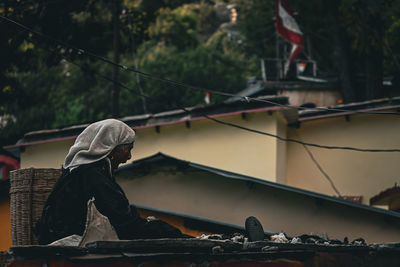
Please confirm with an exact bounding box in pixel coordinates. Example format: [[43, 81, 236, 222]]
[[18, 20, 400, 153], [199, 114, 400, 152], [293, 129, 342, 197], [1, 14, 400, 117], [33, 38, 400, 153], [3, 16, 400, 152]]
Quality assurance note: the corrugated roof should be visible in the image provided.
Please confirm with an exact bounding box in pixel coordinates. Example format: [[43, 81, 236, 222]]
[[298, 96, 400, 122]]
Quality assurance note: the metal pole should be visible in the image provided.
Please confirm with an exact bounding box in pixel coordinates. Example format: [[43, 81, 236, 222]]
[[260, 58, 267, 82], [307, 36, 312, 60], [276, 32, 281, 80]]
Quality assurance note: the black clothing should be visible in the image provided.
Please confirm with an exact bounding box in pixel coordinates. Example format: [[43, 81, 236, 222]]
[[34, 159, 183, 245]]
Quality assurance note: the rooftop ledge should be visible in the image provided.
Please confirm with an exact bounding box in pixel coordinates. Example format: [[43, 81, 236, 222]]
[[7, 238, 400, 266]]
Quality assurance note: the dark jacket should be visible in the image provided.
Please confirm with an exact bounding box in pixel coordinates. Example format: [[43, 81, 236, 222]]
[[35, 159, 182, 245]]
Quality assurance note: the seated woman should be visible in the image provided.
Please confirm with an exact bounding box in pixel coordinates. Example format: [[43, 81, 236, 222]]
[[35, 119, 184, 245]]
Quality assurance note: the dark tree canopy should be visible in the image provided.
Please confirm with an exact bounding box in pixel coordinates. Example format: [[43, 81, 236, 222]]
[[1, 0, 400, 145]]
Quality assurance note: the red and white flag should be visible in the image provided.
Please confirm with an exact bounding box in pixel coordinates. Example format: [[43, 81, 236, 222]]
[[275, 0, 304, 76]]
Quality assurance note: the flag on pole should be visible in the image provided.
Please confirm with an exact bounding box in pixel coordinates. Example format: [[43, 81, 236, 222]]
[[275, 0, 304, 77]]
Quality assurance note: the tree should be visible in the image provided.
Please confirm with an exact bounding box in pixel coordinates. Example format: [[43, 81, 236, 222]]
[[148, 7, 199, 49], [3, 0, 398, 146], [134, 44, 255, 113], [1, 0, 258, 146], [235, 0, 400, 102], [235, 0, 276, 58], [0, 0, 118, 144]]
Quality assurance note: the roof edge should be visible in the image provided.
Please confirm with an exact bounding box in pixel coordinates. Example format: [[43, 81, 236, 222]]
[[299, 97, 400, 121], [5, 105, 288, 149]]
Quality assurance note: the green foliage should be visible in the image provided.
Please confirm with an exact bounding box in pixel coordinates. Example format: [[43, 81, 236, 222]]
[[132, 41, 256, 113], [148, 7, 199, 49], [2, 0, 400, 145], [235, 0, 275, 57], [383, 5, 400, 75], [48, 60, 113, 128], [182, 2, 220, 41], [0, 0, 116, 144]]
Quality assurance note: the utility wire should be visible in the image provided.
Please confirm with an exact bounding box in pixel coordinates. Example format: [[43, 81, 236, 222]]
[[1, 14, 400, 116], [16, 21, 400, 153], [33, 39, 400, 153], [293, 129, 342, 197], [197, 114, 400, 152]]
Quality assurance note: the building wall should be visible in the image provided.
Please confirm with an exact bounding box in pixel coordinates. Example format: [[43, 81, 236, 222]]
[[20, 112, 283, 182], [19, 110, 400, 207], [21, 139, 74, 169], [117, 169, 400, 243], [132, 112, 280, 181], [286, 113, 400, 205], [0, 196, 11, 251]]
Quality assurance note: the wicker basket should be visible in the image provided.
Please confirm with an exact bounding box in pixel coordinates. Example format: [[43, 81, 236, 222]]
[[9, 168, 61, 246]]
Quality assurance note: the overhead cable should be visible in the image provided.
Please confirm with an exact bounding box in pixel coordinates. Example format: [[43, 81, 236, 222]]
[[1, 14, 400, 116], [40, 42, 400, 153], [293, 129, 342, 197]]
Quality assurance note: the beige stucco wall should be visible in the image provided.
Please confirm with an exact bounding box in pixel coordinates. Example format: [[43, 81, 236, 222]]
[[117, 169, 400, 243], [286, 113, 400, 205], [132, 112, 281, 181], [20, 139, 74, 169], [20, 112, 284, 182]]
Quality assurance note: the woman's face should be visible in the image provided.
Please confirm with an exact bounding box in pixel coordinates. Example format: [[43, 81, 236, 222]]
[[110, 142, 134, 169]]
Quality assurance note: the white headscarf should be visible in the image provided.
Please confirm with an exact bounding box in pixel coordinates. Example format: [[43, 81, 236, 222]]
[[63, 119, 136, 170]]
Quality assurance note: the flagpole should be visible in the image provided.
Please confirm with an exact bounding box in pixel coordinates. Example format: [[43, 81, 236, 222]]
[[276, 32, 281, 81], [261, 58, 267, 82]]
